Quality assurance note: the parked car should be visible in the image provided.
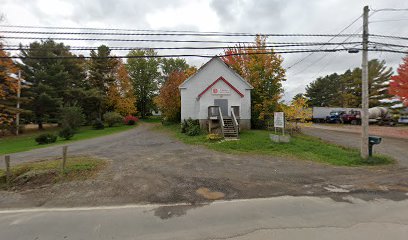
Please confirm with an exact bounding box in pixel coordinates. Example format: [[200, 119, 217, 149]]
[[398, 116, 408, 124], [325, 111, 346, 123], [341, 110, 361, 125]]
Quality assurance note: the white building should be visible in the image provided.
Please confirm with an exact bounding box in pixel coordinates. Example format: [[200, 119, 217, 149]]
[[179, 57, 253, 136]]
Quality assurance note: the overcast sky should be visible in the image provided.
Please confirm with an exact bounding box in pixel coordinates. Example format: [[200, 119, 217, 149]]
[[1, 0, 408, 101]]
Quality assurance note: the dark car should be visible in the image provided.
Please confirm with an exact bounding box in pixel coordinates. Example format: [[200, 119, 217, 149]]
[[341, 110, 361, 125], [325, 111, 346, 123]]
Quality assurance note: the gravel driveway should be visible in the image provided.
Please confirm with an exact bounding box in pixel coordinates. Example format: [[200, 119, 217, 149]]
[[1, 123, 407, 208]]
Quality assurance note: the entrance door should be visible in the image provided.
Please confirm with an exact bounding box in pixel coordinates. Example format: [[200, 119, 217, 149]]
[[214, 99, 228, 116]]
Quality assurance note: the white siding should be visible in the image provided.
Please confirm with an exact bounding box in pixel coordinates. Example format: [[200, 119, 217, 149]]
[[180, 58, 252, 121]]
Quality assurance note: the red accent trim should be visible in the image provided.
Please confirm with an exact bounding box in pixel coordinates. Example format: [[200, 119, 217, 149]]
[[197, 76, 244, 99]]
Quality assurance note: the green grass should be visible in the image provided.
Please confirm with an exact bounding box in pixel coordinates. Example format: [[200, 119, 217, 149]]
[[140, 116, 162, 123], [0, 124, 136, 155], [156, 124, 393, 166], [0, 156, 107, 189]]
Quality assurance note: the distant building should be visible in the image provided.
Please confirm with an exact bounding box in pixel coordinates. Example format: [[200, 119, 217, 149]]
[[151, 110, 162, 116], [179, 57, 253, 136]]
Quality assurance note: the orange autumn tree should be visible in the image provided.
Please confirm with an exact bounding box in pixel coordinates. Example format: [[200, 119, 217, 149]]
[[222, 35, 286, 128], [389, 55, 408, 107], [0, 43, 20, 129], [107, 60, 137, 116], [155, 67, 197, 122]]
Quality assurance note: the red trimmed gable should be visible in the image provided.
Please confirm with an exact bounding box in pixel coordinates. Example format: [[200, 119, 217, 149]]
[[197, 76, 244, 99]]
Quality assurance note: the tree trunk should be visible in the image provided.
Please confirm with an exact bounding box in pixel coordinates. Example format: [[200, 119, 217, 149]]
[[38, 121, 43, 130]]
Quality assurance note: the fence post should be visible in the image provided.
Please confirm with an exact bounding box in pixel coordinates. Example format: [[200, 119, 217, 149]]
[[62, 146, 68, 174], [5, 155, 11, 188]]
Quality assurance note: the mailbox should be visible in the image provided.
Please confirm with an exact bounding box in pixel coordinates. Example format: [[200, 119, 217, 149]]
[[368, 136, 382, 157]]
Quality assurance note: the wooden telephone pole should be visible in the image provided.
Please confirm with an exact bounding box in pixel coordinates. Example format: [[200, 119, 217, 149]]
[[361, 6, 369, 159]]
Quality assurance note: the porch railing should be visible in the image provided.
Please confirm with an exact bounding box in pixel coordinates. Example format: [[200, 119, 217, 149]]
[[218, 107, 224, 134], [231, 108, 239, 133]]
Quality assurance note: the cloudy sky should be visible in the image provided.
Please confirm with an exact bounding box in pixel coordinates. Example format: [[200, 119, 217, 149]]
[[1, 0, 408, 101]]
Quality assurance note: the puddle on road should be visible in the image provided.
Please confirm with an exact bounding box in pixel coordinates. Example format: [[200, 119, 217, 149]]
[[153, 204, 207, 220]]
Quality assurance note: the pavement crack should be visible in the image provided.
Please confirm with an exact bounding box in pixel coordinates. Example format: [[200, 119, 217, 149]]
[[206, 221, 408, 240]]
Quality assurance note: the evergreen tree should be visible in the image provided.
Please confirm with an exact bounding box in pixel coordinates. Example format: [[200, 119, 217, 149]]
[[18, 40, 86, 129], [88, 45, 118, 94]]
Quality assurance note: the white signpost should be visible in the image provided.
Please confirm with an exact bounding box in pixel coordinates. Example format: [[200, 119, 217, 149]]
[[274, 112, 285, 136]]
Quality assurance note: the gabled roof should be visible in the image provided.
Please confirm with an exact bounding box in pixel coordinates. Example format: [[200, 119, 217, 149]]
[[197, 76, 244, 99], [179, 57, 253, 89]]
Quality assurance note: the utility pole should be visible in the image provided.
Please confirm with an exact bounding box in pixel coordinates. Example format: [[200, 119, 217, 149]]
[[16, 70, 21, 135], [361, 6, 369, 159]]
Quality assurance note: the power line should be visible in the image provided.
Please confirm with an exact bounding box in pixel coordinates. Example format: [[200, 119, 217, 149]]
[[0, 30, 368, 38], [370, 41, 408, 49], [291, 25, 363, 76], [0, 48, 405, 60], [286, 14, 362, 70], [1, 49, 353, 59], [0, 36, 368, 45], [2, 42, 362, 51], [370, 34, 408, 41], [370, 8, 408, 12]]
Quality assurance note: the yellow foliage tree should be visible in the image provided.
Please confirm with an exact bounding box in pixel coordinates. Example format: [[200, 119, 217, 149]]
[[107, 60, 137, 116], [282, 97, 312, 132]]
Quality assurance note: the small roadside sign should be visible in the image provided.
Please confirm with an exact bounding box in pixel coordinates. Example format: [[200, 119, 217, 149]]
[[274, 112, 285, 128]]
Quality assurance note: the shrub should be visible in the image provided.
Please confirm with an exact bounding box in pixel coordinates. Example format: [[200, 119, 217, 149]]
[[35, 133, 57, 144], [161, 117, 172, 126], [181, 118, 201, 136], [124, 115, 139, 125], [186, 125, 201, 136], [207, 133, 223, 141], [104, 112, 123, 127], [59, 126, 75, 140], [59, 106, 85, 130], [93, 118, 105, 130]]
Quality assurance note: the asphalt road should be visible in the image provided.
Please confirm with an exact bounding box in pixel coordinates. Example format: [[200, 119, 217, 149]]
[[303, 127, 408, 167], [1, 196, 407, 240]]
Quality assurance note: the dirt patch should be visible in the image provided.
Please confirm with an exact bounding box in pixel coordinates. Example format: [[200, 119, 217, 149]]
[[0, 156, 107, 191], [196, 187, 225, 200]]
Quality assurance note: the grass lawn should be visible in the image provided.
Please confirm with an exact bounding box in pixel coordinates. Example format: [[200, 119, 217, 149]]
[[140, 116, 162, 123], [0, 156, 107, 190], [0, 124, 136, 155], [156, 124, 393, 166]]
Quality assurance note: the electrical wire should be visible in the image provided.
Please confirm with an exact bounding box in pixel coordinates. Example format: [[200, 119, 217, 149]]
[[286, 14, 362, 70], [0, 30, 367, 38], [1, 48, 353, 59], [0, 48, 405, 60], [2, 42, 362, 51]]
